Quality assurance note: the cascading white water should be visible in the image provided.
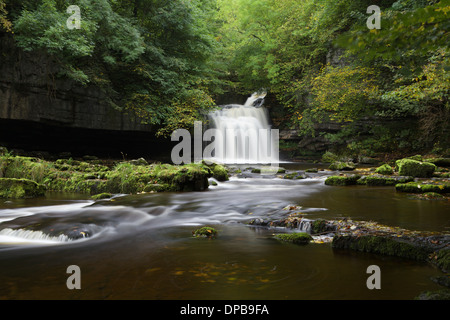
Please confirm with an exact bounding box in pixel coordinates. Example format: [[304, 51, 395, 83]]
[[0, 228, 72, 244], [207, 92, 278, 165]]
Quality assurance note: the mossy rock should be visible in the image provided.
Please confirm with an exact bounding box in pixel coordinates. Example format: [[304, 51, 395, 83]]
[[332, 234, 433, 261], [361, 175, 397, 186], [395, 158, 436, 178], [201, 160, 229, 181], [274, 232, 313, 245], [375, 164, 393, 175], [329, 161, 355, 171], [311, 219, 330, 234], [426, 158, 450, 167], [305, 168, 318, 173], [406, 155, 423, 161], [192, 226, 218, 239], [283, 171, 306, 179], [395, 182, 450, 194], [251, 168, 261, 173], [325, 175, 361, 186], [91, 193, 112, 200], [0, 178, 46, 199]]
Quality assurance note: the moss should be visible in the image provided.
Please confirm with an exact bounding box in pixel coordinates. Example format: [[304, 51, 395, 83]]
[[395, 182, 450, 194], [305, 168, 318, 173], [251, 168, 261, 173], [357, 174, 414, 186], [201, 160, 229, 181], [325, 175, 361, 186], [375, 164, 393, 175], [406, 155, 423, 161], [395, 158, 436, 178], [274, 232, 313, 245], [192, 226, 218, 238], [91, 193, 112, 200], [143, 183, 173, 192], [434, 248, 450, 273], [328, 161, 355, 171], [1, 155, 213, 196], [3, 156, 52, 183], [362, 175, 397, 186], [0, 178, 46, 199], [311, 219, 328, 234]]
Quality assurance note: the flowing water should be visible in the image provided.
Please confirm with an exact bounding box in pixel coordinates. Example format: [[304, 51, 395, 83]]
[[206, 92, 279, 165], [0, 95, 448, 300], [0, 169, 448, 300]]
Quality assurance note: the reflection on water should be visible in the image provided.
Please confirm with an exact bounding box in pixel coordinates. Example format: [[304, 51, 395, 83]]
[[0, 173, 447, 300]]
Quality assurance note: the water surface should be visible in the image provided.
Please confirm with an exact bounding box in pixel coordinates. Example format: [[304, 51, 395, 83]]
[[0, 172, 448, 300]]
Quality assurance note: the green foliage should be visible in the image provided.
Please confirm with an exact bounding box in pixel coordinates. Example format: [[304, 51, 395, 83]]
[[7, 0, 221, 135]]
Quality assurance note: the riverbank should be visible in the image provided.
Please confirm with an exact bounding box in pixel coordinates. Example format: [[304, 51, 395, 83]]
[[0, 150, 229, 198]]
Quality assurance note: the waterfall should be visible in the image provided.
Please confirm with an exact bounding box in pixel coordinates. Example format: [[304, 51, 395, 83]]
[[0, 228, 72, 244], [298, 219, 312, 233], [206, 92, 279, 165]]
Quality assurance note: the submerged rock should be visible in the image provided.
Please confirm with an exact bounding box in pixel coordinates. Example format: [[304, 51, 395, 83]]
[[332, 234, 435, 261], [395, 181, 450, 194]]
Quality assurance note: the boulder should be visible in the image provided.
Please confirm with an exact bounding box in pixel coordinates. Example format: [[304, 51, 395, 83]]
[[395, 158, 436, 178], [329, 161, 355, 171]]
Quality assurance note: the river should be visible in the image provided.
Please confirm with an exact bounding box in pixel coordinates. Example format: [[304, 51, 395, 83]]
[[0, 164, 448, 300]]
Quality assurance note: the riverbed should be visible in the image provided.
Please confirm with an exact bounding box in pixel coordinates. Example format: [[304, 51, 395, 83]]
[[0, 166, 448, 300]]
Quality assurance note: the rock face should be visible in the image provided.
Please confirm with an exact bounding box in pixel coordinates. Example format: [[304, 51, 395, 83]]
[[0, 36, 171, 158], [0, 36, 152, 132]]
